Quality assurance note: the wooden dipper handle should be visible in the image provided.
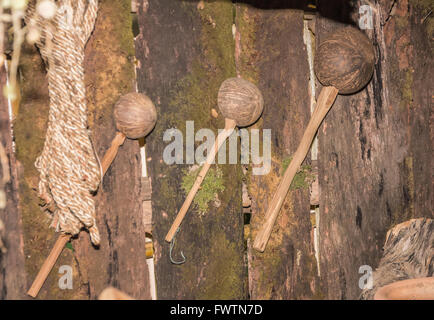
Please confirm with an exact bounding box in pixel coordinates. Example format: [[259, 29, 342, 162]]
[[165, 118, 237, 243], [253, 86, 338, 252], [27, 234, 70, 298], [26, 131, 127, 298]]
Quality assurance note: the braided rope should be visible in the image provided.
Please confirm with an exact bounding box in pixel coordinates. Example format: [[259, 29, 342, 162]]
[[26, 0, 101, 245]]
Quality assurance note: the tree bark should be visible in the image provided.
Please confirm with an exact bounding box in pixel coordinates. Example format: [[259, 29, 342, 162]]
[[14, 0, 149, 299]]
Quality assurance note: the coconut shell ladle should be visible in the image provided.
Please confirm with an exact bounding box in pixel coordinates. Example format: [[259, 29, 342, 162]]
[[165, 77, 263, 243], [27, 93, 157, 298], [253, 26, 375, 252]]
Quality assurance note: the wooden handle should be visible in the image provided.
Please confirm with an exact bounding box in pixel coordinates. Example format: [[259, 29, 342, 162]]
[[165, 118, 237, 242], [101, 131, 126, 175], [27, 131, 127, 298], [374, 277, 434, 300], [253, 86, 338, 252], [27, 234, 70, 298]]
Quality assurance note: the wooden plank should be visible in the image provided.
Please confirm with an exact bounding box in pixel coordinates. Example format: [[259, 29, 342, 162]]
[[15, 39, 82, 300], [315, 0, 433, 299], [237, 4, 320, 299], [136, 0, 246, 299]]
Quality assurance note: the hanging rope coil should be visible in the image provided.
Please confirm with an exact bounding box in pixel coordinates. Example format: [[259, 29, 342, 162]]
[[26, 0, 101, 245]]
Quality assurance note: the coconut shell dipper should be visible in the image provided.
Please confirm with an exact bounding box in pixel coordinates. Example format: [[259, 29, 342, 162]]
[[27, 93, 157, 298], [165, 77, 263, 243], [253, 26, 375, 252]]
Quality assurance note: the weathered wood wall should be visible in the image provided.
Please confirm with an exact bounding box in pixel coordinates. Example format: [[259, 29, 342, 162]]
[[12, 0, 150, 299], [136, 0, 246, 299], [316, 0, 433, 299]]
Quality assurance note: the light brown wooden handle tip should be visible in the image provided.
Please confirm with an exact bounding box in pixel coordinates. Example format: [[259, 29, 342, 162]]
[[253, 86, 338, 252], [27, 234, 71, 298], [374, 277, 434, 300], [101, 131, 126, 176], [165, 119, 237, 243]]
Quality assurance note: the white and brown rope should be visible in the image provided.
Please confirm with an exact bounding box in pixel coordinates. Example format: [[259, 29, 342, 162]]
[[26, 0, 101, 245]]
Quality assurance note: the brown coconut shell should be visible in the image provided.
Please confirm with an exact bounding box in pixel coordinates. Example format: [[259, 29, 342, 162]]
[[114, 93, 157, 139], [217, 77, 264, 127], [314, 26, 375, 94]]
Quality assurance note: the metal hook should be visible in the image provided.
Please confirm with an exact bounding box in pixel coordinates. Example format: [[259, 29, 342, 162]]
[[169, 227, 186, 265]]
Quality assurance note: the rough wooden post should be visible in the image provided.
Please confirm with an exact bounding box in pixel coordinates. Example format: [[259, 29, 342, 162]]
[[237, 4, 320, 299], [136, 0, 246, 299], [316, 0, 433, 299]]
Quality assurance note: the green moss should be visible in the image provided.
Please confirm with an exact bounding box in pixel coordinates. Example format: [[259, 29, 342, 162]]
[[181, 165, 225, 214], [281, 157, 314, 190]]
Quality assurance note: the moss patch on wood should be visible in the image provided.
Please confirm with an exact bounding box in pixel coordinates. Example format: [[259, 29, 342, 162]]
[[181, 165, 225, 214]]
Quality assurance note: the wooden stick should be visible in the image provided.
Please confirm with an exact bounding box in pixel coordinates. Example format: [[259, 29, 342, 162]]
[[26, 131, 126, 298], [27, 234, 70, 298], [374, 277, 434, 300], [253, 86, 339, 252], [165, 118, 237, 243]]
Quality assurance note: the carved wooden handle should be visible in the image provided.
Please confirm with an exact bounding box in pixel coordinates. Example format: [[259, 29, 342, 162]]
[[27, 234, 70, 298], [374, 277, 434, 300], [253, 86, 339, 252], [27, 131, 127, 298], [165, 118, 237, 243]]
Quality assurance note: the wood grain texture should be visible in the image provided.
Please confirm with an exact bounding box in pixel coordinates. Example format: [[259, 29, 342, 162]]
[[217, 77, 264, 127], [361, 218, 433, 299], [14, 0, 150, 299], [314, 26, 375, 94], [237, 4, 320, 299], [316, 0, 433, 299]]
